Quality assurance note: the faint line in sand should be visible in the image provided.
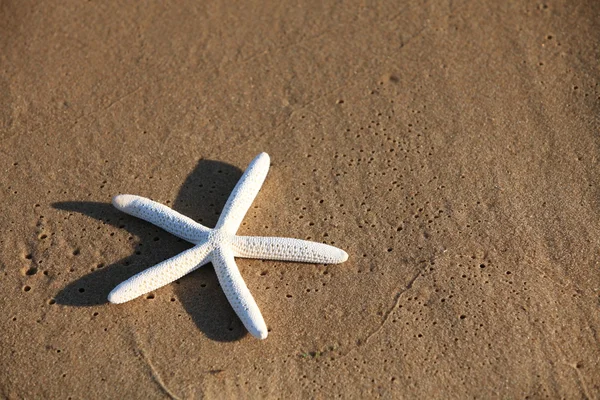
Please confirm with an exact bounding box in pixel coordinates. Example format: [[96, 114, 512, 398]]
[[138, 347, 182, 400], [131, 330, 182, 400], [337, 268, 425, 360]]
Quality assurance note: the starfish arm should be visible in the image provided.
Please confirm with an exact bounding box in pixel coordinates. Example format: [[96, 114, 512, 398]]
[[232, 236, 349, 264], [212, 246, 268, 339], [215, 152, 270, 234], [108, 243, 212, 304], [113, 194, 210, 244]]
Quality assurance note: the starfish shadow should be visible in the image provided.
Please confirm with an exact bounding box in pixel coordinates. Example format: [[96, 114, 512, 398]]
[[53, 159, 249, 342]]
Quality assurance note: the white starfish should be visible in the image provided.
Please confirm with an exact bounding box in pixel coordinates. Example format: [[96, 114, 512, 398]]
[[108, 152, 348, 339]]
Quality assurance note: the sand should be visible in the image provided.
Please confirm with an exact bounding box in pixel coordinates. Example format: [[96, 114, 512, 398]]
[[1, 0, 599, 398]]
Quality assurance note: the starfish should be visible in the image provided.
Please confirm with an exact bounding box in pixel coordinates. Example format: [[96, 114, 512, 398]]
[[108, 152, 348, 339]]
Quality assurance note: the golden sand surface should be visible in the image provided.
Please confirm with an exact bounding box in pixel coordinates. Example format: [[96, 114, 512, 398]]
[[1, 1, 599, 398]]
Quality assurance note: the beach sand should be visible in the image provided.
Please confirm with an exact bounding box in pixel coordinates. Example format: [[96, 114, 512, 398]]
[[1, 1, 599, 398]]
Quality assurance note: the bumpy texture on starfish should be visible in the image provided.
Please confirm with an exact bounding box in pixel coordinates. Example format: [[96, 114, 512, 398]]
[[108, 153, 348, 339]]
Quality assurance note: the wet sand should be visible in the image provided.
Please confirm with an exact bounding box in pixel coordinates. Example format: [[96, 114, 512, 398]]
[[1, 1, 599, 398]]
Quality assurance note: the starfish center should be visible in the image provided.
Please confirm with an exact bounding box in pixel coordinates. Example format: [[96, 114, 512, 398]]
[[207, 229, 232, 247]]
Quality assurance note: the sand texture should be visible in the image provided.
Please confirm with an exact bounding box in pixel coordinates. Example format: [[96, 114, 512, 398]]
[[1, 0, 599, 398]]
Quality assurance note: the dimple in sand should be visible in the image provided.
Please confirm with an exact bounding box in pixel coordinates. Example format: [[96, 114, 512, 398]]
[[109, 153, 348, 339]]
